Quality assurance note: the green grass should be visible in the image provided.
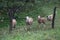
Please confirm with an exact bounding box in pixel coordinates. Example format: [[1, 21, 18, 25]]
[[0, 6, 60, 40]]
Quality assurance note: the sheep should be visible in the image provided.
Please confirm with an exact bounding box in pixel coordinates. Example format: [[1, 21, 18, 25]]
[[25, 16, 33, 31], [37, 15, 46, 29], [38, 15, 46, 24], [47, 14, 53, 21], [47, 14, 53, 27], [12, 18, 17, 28]]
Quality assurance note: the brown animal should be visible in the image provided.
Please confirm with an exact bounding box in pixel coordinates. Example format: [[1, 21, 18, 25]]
[[25, 16, 33, 31], [37, 15, 46, 29], [38, 16, 46, 24]]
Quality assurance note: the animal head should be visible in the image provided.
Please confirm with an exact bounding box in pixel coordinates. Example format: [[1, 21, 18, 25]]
[[26, 16, 29, 19], [38, 15, 41, 18]]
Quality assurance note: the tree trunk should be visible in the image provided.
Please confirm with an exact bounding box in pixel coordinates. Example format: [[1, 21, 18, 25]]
[[8, 9, 13, 33]]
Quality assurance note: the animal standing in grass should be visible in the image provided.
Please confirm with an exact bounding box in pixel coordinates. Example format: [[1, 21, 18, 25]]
[[25, 16, 33, 31], [47, 14, 53, 28], [12, 18, 17, 28], [37, 15, 46, 29], [47, 14, 53, 21]]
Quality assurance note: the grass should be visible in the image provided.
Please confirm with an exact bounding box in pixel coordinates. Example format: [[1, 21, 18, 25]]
[[0, 6, 60, 40]]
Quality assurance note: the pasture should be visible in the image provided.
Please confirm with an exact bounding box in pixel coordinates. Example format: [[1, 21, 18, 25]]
[[0, 6, 60, 40]]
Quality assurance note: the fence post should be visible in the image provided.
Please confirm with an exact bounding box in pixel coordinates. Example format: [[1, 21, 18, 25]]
[[52, 7, 56, 29]]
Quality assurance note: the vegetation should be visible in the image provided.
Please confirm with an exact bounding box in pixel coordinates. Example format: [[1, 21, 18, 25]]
[[0, 0, 60, 40]]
